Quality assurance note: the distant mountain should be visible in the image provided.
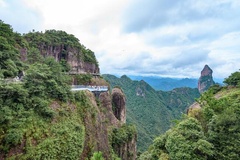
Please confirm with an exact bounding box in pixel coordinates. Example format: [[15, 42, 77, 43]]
[[103, 74, 200, 152], [128, 75, 198, 91]]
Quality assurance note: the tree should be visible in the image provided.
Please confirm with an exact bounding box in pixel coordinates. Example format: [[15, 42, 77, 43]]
[[224, 71, 240, 86], [0, 20, 24, 78], [145, 117, 214, 160], [27, 47, 44, 64]]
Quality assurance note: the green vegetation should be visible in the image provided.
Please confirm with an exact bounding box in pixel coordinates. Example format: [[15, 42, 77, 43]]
[[23, 29, 98, 67], [111, 124, 137, 146], [73, 73, 93, 85], [0, 44, 88, 158], [0, 20, 106, 159], [103, 74, 200, 152], [0, 67, 86, 159], [0, 20, 25, 78], [224, 70, 240, 86], [140, 71, 240, 159], [91, 152, 105, 160]]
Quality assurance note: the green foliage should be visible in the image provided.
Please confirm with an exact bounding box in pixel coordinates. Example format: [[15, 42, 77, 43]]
[[82, 46, 98, 65], [22, 118, 85, 160], [0, 20, 16, 49], [141, 117, 214, 160], [224, 70, 240, 86], [111, 124, 136, 146], [74, 74, 93, 85], [142, 72, 240, 160], [103, 74, 200, 152], [208, 84, 222, 94], [91, 152, 105, 160], [59, 59, 71, 72], [23, 59, 72, 101], [0, 20, 105, 159], [4, 128, 24, 146], [0, 20, 24, 78], [0, 81, 86, 158], [24, 29, 99, 67], [27, 47, 44, 64]]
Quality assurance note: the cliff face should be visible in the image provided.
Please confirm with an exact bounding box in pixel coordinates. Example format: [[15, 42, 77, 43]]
[[110, 88, 137, 160], [22, 30, 100, 74], [198, 65, 215, 93], [112, 88, 126, 123], [80, 91, 113, 160], [80, 88, 136, 160], [40, 45, 99, 74], [113, 133, 137, 160]]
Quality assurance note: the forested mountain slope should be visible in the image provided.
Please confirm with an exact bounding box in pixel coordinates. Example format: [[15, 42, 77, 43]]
[[0, 20, 136, 160], [103, 74, 200, 152], [139, 71, 240, 160]]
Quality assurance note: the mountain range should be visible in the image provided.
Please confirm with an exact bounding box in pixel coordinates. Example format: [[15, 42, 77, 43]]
[[1, 19, 237, 160], [126, 75, 224, 91], [103, 74, 200, 152]]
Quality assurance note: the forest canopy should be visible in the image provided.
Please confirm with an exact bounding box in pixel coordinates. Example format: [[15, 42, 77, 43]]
[[139, 71, 240, 160]]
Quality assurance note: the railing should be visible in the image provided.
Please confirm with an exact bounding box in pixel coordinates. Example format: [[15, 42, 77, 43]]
[[2, 77, 22, 83], [68, 71, 100, 76], [71, 85, 108, 92]]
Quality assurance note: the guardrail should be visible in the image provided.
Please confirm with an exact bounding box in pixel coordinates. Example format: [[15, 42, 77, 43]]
[[71, 85, 108, 92]]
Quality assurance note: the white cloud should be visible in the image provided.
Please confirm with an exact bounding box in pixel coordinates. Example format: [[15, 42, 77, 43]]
[[0, 0, 43, 32], [207, 32, 240, 78], [2, 0, 240, 79], [0, 0, 6, 7]]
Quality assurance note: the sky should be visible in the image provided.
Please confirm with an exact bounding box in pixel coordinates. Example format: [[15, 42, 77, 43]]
[[1, 0, 240, 79]]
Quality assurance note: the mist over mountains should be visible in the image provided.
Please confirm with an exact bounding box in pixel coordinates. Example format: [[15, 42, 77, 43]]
[[127, 75, 223, 91]]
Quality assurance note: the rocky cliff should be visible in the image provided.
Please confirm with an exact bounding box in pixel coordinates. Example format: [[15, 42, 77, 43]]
[[198, 65, 215, 93], [23, 30, 100, 74], [110, 88, 137, 160], [112, 88, 126, 123], [80, 88, 136, 160]]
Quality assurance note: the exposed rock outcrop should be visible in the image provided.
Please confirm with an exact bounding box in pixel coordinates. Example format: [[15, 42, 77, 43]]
[[136, 87, 145, 97], [111, 88, 126, 123], [198, 65, 215, 93], [113, 133, 137, 160], [99, 91, 120, 127], [22, 30, 100, 74], [81, 88, 136, 160], [38, 45, 99, 74], [110, 88, 137, 160], [80, 91, 113, 160]]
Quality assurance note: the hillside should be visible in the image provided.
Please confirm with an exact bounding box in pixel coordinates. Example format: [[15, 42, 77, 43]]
[[103, 74, 200, 152], [139, 71, 240, 159], [129, 75, 198, 91], [0, 20, 136, 160]]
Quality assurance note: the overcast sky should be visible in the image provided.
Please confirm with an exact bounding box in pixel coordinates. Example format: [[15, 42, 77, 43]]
[[1, 0, 240, 79]]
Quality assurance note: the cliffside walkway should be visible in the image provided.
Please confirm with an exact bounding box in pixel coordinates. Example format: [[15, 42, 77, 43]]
[[71, 85, 108, 92]]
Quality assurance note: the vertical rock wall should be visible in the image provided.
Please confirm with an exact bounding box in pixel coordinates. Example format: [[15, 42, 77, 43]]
[[111, 88, 126, 123], [198, 65, 215, 93], [81, 88, 136, 160]]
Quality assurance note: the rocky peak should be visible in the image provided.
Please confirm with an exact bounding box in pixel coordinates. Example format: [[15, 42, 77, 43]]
[[111, 88, 126, 123], [198, 65, 215, 93], [201, 65, 213, 77]]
